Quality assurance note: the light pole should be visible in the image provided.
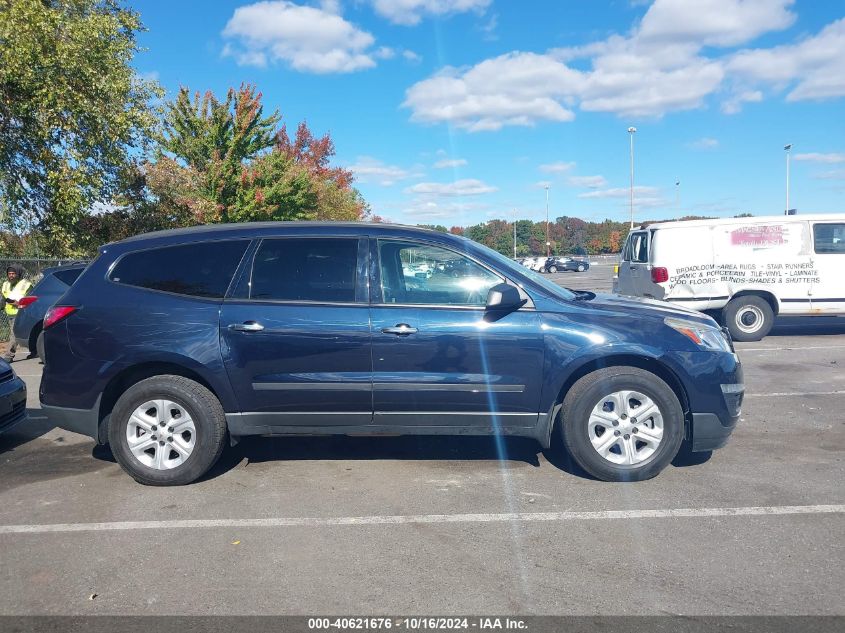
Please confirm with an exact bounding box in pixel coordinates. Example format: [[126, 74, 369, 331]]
[[675, 179, 680, 212], [784, 144, 792, 215], [544, 185, 550, 257], [628, 127, 637, 228], [512, 209, 517, 259]]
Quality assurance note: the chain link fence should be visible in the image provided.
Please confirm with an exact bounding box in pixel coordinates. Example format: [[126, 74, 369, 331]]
[[1, 258, 82, 343]]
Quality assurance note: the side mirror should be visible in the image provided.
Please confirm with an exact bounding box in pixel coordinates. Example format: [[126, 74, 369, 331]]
[[486, 283, 527, 312]]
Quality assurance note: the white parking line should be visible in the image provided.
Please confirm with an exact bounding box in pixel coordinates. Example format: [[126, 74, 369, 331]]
[[745, 390, 845, 397], [739, 345, 845, 352], [1, 504, 842, 535]]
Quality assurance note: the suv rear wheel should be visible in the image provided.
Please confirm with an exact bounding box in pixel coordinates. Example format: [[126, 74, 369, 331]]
[[548, 265, 558, 273], [108, 375, 227, 486], [559, 367, 684, 481]]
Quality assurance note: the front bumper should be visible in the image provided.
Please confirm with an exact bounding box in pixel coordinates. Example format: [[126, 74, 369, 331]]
[[0, 375, 27, 434]]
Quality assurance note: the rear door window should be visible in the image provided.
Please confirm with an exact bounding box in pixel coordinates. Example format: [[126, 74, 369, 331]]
[[249, 238, 359, 303], [813, 223, 845, 254], [52, 268, 84, 286], [623, 232, 649, 263], [110, 241, 250, 299]]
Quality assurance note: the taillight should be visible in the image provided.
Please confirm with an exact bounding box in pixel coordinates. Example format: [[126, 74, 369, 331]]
[[17, 296, 38, 308], [43, 306, 78, 329], [651, 267, 669, 283]]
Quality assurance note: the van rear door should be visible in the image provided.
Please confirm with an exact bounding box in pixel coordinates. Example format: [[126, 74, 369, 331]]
[[618, 230, 661, 298]]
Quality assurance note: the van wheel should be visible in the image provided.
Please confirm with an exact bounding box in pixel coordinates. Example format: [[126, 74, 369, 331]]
[[549, 265, 558, 273], [577, 264, 586, 272], [724, 296, 774, 342], [108, 375, 227, 486], [559, 367, 684, 482]]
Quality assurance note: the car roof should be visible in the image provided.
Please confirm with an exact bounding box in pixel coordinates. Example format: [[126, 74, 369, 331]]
[[40, 263, 88, 275], [113, 221, 438, 243]]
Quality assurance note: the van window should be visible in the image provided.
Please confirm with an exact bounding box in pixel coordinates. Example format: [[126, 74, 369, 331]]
[[814, 223, 845, 254], [624, 232, 649, 263], [250, 238, 358, 303], [110, 241, 249, 299]]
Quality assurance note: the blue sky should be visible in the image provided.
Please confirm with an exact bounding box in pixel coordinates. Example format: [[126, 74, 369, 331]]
[[133, 0, 845, 226]]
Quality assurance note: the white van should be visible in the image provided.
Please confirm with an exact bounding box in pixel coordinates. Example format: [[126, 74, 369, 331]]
[[614, 214, 845, 341]]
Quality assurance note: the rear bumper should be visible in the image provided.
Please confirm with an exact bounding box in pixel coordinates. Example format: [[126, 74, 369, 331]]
[[0, 376, 27, 434], [40, 398, 101, 442]]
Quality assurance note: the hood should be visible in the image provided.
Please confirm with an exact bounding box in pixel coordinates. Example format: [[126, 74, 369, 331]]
[[566, 292, 717, 327]]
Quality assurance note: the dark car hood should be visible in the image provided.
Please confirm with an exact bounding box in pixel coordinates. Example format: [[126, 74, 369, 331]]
[[566, 292, 717, 326]]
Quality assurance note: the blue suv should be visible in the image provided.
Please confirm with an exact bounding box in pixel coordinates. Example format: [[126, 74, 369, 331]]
[[40, 223, 743, 485]]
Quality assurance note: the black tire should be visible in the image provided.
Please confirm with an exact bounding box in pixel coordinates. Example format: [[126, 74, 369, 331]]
[[548, 266, 558, 273], [559, 367, 684, 482], [577, 264, 586, 272], [723, 295, 774, 342], [36, 330, 45, 364], [108, 375, 227, 486]]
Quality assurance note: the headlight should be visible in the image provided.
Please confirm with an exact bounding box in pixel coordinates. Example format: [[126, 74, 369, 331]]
[[664, 317, 732, 352]]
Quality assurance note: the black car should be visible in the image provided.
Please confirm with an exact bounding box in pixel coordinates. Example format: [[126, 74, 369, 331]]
[[0, 359, 27, 435], [543, 257, 590, 273], [12, 264, 86, 362]]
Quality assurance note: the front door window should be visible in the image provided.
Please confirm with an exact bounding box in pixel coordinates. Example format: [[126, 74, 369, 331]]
[[377, 241, 501, 306]]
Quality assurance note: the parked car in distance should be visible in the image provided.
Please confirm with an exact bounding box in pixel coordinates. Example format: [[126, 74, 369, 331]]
[[0, 359, 27, 435], [41, 222, 743, 486], [12, 263, 87, 363], [543, 257, 591, 273], [614, 214, 845, 341]]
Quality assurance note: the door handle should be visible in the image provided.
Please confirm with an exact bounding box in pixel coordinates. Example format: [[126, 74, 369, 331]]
[[228, 322, 265, 332], [381, 323, 418, 336], [630, 265, 639, 270]]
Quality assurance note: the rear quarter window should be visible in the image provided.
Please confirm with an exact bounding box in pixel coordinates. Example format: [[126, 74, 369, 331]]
[[52, 268, 84, 286], [109, 240, 250, 299], [813, 223, 845, 254]]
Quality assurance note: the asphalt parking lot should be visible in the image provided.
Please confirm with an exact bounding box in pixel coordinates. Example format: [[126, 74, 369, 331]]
[[1, 261, 843, 615]]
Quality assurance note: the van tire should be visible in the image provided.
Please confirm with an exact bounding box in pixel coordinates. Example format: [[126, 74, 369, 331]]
[[558, 367, 684, 482], [108, 375, 227, 486], [548, 265, 558, 273], [724, 295, 774, 342]]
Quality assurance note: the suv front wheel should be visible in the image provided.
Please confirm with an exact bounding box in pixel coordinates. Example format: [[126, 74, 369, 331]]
[[109, 375, 228, 486], [559, 367, 684, 481]]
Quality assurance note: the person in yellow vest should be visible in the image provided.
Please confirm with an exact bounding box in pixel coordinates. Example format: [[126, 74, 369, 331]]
[[2, 265, 33, 363]]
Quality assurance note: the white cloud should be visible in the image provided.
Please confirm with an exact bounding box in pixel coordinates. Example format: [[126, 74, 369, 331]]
[[637, 0, 796, 48], [374, 46, 395, 60], [794, 153, 845, 164], [568, 175, 608, 188], [720, 89, 763, 114], [402, 49, 422, 63], [688, 137, 720, 150], [348, 156, 422, 186], [539, 161, 576, 174], [370, 0, 491, 26], [578, 186, 660, 199], [222, 1, 377, 73], [433, 158, 468, 169], [727, 18, 845, 102], [406, 179, 497, 196], [403, 0, 845, 129], [403, 52, 579, 131], [400, 199, 488, 221], [813, 168, 845, 180]]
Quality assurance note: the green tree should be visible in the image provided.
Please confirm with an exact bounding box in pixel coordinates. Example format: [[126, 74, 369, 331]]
[[0, 0, 162, 255], [148, 85, 366, 225]]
